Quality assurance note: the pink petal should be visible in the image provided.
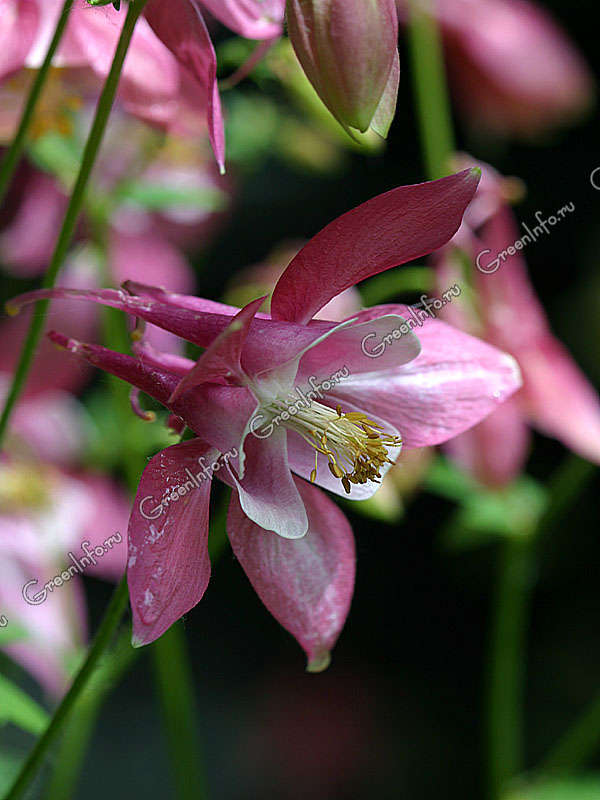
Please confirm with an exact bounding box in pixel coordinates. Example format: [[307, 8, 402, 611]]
[[227, 475, 355, 671], [270, 169, 481, 323], [200, 0, 284, 39], [145, 0, 225, 171], [79, 475, 129, 579], [444, 396, 531, 487], [325, 304, 522, 447], [169, 295, 266, 402], [518, 336, 600, 464], [128, 438, 215, 646], [0, 168, 66, 277], [0, 0, 38, 81], [67, 2, 181, 115], [438, 0, 594, 136], [226, 427, 308, 539]]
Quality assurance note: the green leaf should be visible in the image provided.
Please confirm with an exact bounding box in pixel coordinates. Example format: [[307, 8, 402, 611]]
[[28, 131, 82, 186], [505, 777, 600, 800], [0, 751, 22, 795], [359, 266, 434, 305], [0, 674, 49, 735]]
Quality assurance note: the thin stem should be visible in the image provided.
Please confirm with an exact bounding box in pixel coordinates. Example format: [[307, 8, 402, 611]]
[[3, 576, 130, 800], [486, 537, 533, 800], [0, 0, 75, 205], [44, 628, 139, 800], [152, 623, 209, 800], [407, 0, 455, 179], [0, 0, 149, 451], [485, 456, 597, 799]]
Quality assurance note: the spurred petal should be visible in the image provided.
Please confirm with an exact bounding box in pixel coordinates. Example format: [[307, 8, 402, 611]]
[[169, 296, 266, 402], [325, 304, 522, 447], [227, 475, 355, 670], [201, 0, 284, 39], [145, 0, 225, 171], [0, 0, 38, 81], [271, 169, 481, 323], [227, 427, 308, 539], [128, 438, 214, 646]]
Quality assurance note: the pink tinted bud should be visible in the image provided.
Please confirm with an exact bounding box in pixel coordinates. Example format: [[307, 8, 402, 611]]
[[286, 0, 399, 135]]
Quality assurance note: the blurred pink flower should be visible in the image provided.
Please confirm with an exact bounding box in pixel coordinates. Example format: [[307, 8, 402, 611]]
[[397, 0, 594, 138], [10, 169, 523, 667], [436, 157, 600, 486], [0, 390, 128, 695]]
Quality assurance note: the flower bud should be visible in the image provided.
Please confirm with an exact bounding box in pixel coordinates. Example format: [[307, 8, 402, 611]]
[[286, 0, 399, 136]]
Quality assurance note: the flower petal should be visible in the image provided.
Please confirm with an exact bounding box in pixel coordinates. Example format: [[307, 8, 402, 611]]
[[325, 304, 522, 447], [145, 0, 225, 171], [0, 0, 38, 81], [128, 438, 215, 646], [370, 48, 400, 138], [169, 296, 266, 402], [225, 426, 308, 539], [200, 0, 284, 39], [227, 475, 355, 670], [270, 169, 481, 323], [444, 397, 531, 487]]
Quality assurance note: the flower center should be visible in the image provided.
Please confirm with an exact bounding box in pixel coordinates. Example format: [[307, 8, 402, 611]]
[[266, 398, 401, 494]]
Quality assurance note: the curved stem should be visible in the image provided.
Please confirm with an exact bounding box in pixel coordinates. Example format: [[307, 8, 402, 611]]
[[0, 0, 149, 451], [4, 576, 130, 800], [407, 0, 455, 179], [0, 0, 75, 205]]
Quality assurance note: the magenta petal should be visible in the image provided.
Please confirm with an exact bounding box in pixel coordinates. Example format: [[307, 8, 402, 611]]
[[46, 332, 179, 407], [145, 0, 225, 171], [326, 304, 522, 447], [169, 296, 266, 402], [128, 438, 215, 646], [271, 169, 481, 323], [0, 0, 38, 80], [200, 0, 284, 39], [227, 476, 355, 671]]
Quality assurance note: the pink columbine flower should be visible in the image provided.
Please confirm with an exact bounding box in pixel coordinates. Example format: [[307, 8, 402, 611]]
[[8, 169, 523, 668], [396, 0, 594, 138], [435, 157, 600, 486]]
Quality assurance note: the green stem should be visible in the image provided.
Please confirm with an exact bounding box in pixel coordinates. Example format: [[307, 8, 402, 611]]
[[486, 456, 597, 799], [0, 0, 149, 451], [359, 266, 434, 306], [152, 623, 209, 800], [0, 0, 75, 205], [407, 0, 455, 179], [44, 629, 139, 800], [3, 576, 130, 800], [486, 537, 534, 800]]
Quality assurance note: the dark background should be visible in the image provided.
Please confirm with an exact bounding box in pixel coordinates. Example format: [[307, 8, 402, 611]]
[[4, 1, 600, 797]]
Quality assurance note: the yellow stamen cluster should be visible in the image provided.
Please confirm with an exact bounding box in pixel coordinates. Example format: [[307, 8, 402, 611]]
[[278, 400, 401, 494]]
